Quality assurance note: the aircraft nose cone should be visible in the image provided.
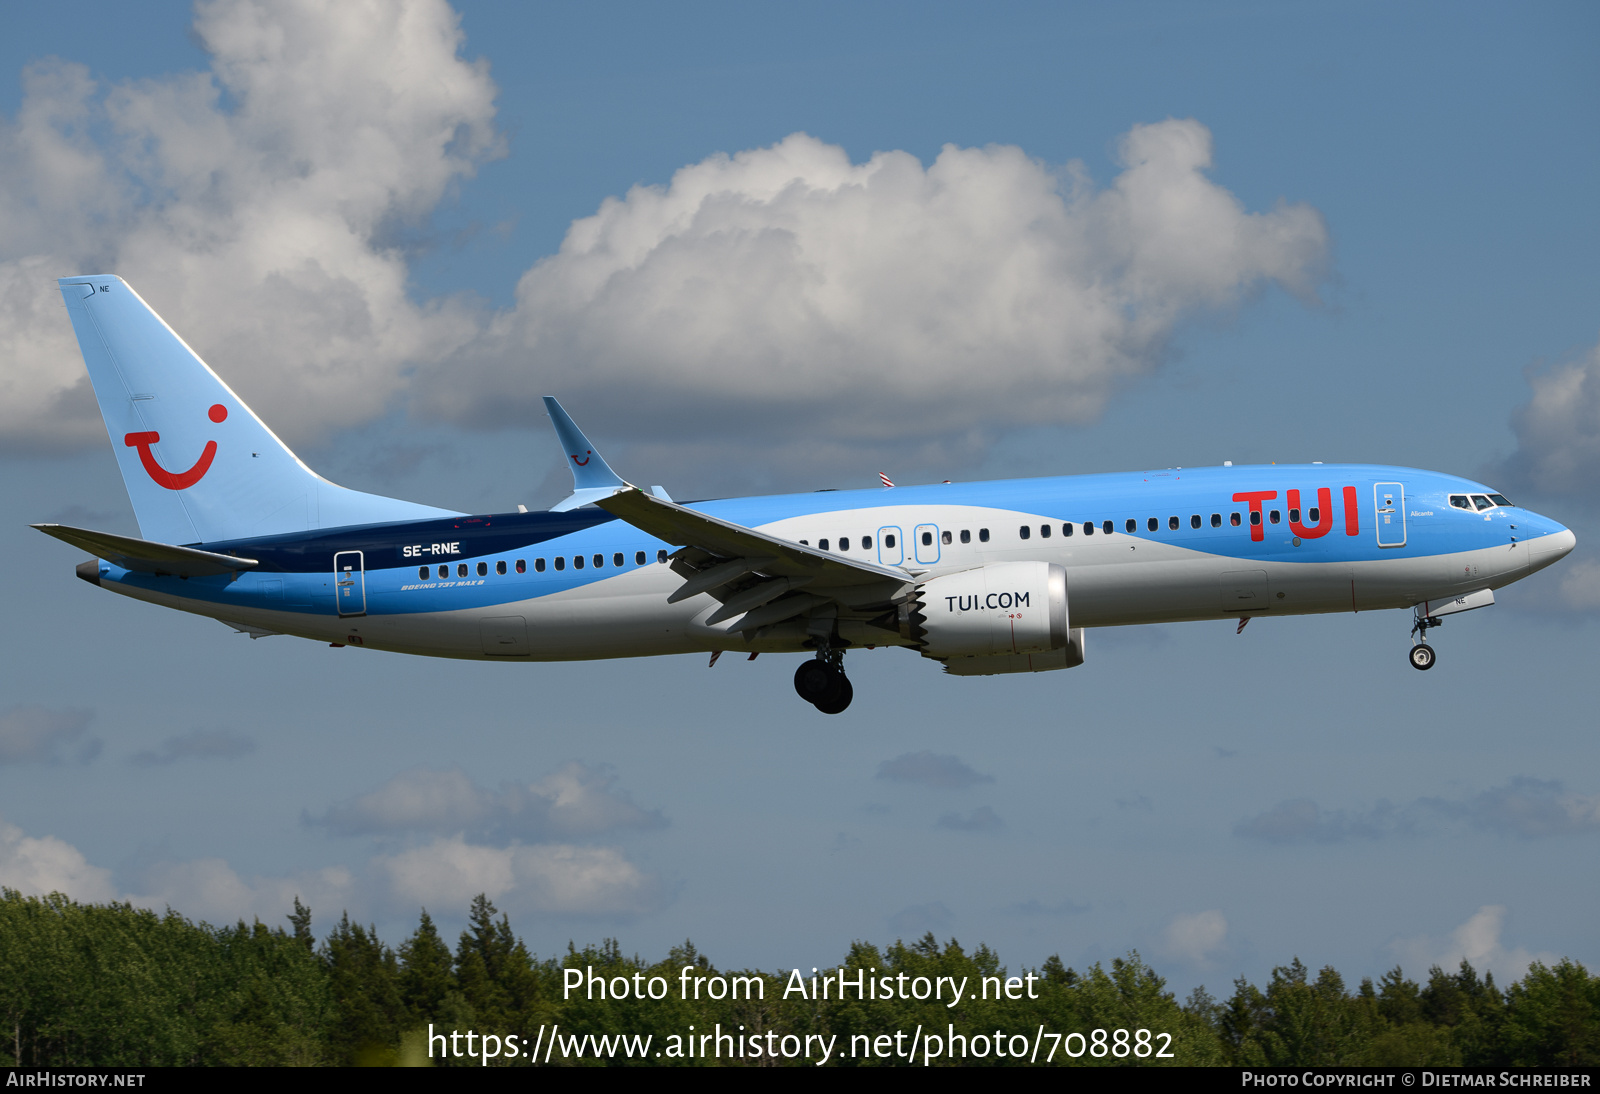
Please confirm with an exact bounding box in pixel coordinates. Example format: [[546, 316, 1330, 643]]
[[1527, 527, 1576, 573]]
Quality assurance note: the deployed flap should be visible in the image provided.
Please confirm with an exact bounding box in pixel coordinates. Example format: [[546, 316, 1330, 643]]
[[540, 399, 914, 635], [33, 523, 259, 577], [597, 486, 914, 589]]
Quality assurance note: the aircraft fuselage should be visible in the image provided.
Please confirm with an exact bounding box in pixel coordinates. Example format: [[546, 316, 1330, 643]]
[[79, 464, 1573, 661]]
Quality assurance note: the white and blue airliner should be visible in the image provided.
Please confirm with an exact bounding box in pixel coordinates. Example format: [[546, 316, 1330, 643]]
[[36, 276, 1577, 713]]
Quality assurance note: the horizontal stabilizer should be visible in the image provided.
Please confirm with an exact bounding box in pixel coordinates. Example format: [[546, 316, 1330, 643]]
[[549, 486, 626, 513], [33, 524, 258, 577]]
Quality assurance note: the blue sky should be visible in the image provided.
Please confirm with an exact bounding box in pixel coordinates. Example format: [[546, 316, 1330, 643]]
[[2, 0, 1597, 996]]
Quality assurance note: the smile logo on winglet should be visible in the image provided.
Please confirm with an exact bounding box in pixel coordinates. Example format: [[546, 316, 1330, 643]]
[[570, 450, 592, 467], [124, 404, 227, 490]]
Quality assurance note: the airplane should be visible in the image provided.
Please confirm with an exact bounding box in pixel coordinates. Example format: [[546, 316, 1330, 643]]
[[35, 275, 1577, 714]]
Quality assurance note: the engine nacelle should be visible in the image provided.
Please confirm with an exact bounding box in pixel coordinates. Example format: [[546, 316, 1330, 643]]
[[941, 631, 1086, 675], [903, 562, 1070, 661]]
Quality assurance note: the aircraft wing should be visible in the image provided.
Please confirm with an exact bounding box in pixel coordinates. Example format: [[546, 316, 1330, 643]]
[[597, 486, 913, 588], [32, 524, 259, 577], [543, 398, 913, 633]]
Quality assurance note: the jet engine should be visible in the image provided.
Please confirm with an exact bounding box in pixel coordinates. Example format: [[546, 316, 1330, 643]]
[[900, 561, 1084, 673]]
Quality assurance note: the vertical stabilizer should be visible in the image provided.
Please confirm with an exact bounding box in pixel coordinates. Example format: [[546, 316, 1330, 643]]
[[58, 276, 459, 544]]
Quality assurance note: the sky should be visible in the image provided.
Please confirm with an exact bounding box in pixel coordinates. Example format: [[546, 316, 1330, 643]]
[[2, 0, 1598, 1000]]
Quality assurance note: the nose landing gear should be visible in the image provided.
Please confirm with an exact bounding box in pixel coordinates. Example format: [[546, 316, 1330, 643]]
[[794, 649, 853, 713], [1408, 609, 1442, 671]]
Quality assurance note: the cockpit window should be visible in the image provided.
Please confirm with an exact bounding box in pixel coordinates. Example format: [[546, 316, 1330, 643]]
[[1489, 493, 1512, 507], [1449, 495, 1472, 510], [1472, 495, 1493, 511]]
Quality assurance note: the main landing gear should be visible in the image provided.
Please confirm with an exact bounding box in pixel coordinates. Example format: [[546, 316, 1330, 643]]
[[1408, 609, 1442, 671], [794, 649, 853, 714]]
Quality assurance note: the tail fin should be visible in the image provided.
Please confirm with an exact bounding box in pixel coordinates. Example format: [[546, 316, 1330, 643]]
[[58, 276, 459, 544]]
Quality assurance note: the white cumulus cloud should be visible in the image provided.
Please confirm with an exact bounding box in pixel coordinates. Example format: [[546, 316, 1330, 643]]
[[375, 836, 662, 918], [426, 123, 1327, 469], [1163, 909, 1228, 965], [311, 763, 666, 841], [0, 0, 497, 450], [0, 819, 117, 902], [1, 1, 1328, 479], [1389, 905, 1559, 985], [127, 858, 355, 927], [1500, 337, 1600, 504]]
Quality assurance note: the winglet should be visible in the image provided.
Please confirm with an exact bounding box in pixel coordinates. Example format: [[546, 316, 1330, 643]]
[[542, 397, 629, 511]]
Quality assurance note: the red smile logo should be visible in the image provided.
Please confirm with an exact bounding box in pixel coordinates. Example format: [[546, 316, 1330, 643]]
[[570, 451, 592, 467], [124, 404, 227, 490]]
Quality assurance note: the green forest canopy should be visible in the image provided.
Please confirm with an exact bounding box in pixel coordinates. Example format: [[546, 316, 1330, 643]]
[[1, 888, 1595, 1067]]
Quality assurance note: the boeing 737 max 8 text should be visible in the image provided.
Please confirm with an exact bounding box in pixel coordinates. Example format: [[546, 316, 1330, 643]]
[[35, 276, 1577, 713]]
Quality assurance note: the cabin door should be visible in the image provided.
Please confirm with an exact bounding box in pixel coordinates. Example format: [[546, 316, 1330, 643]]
[[1374, 483, 1407, 548], [334, 551, 366, 617]]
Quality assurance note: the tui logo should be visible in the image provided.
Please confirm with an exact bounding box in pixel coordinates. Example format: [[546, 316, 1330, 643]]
[[124, 404, 227, 490]]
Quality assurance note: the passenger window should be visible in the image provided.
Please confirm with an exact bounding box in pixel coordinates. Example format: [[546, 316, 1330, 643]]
[[1449, 495, 1472, 510], [534, 558, 545, 572], [959, 530, 969, 544], [1288, 508, 1300, 523], [1125, 518, 1136, 533], [941, 530, 952, 545], [923, 531, 935, 546], [1269, 510, 1281, 524], [865, 536, 874, 549], [1019, 526, 1031, 540], [819, 538, 830, 551], [496, 560, 506, 575], [1251, 511, 1262, 526], [1190, 515, 1201, 529], [1083, 522, 1094, 536], [1472, 495, 1492, 511], [418, 567, 428, 580], [1039, 525, 1050, 539], [800, 539, 809, 546], [1147, 517, 1158, 532], [1211, 513, 1221, 528], [886, 534, 897, 548], [593, 554, 603, 568], [1308, 507, 1319, 523], [1061, 524, 1073, 537], [979, 528, 990, 542], [438, 565, 448, 579], [1168, 516, 1179, 530], [458, 563, 468, 578], [614, 553, 624, 567], [1102, 520, 1113, 535], [573, 556, 584, 569], [657, 550, 668, 563], [477, 562, 488, 577], [1231, 512, 1241, 526], [516, 559, 526, 573], [554, 557, 565, 571], [839, 537, 849, 551], [635, 551, 646, 565]]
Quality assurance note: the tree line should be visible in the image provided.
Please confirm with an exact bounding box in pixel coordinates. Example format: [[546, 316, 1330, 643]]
[[0, 888, 1594, 1066]]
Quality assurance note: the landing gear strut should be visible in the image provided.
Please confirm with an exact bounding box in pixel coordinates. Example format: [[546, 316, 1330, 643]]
[[1408, 611, 1441, 671], [794, 648, 853, 714]]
